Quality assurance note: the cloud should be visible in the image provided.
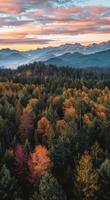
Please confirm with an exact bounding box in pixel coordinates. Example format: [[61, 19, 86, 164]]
[[1, 0, 109, 14], [0, 0, 52, 14], [0, 38, 52, 45], [0, 1, 110, 49], [0, 0, 23, 14]]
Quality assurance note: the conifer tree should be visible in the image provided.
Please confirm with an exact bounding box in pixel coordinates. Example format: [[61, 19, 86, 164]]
[[0, 164, 22, 200], [99, 159, 110, 200], [39, 172, 67, 200], [90, 142, 105, 169]]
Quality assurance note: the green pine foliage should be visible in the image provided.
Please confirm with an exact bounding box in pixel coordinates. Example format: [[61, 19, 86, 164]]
[[0, 164, 22, 200], [39, 172, 67, 200]]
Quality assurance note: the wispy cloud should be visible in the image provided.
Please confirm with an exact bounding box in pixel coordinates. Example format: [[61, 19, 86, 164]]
[[0, 0, 110, 49]]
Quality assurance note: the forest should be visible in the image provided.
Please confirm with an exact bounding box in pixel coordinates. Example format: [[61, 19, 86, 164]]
[[0, 62, 110, 200]]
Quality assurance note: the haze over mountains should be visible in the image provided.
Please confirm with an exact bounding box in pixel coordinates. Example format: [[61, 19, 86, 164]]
[[46, 49, 110, 68], [0, 41, 110, 69]]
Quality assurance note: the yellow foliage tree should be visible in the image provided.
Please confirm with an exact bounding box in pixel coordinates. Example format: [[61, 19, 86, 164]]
[[74, 152, 99, 200]]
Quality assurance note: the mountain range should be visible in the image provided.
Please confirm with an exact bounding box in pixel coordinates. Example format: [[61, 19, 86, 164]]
[[0, 41, 110, 69], [46, 49, 110, 68]]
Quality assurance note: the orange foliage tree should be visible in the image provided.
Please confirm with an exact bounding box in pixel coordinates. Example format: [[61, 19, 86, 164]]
[[56, 120, 68, 136], [28, 145, 52, 184], [64, 107, 77, 120], [37, 117, 51, 136], [36, 117, 54, 146], [24, 98, 39, 120]]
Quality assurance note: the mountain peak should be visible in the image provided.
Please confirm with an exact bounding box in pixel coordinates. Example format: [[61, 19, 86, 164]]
[[0, 40, 110, 69]]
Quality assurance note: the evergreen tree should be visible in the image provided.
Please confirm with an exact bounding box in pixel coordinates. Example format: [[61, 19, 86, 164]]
[[30, 192, 40, 200], [90, 142, 105, 169], [44, 105, 59, 124], [39, 172, 67, 200], [99, 159, 110, 200], [0, 164, 22, 200]]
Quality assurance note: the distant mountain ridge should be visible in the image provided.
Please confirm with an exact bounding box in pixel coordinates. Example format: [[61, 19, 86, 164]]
[[0, 41, 110, 69], [45, 49, 110, 68]]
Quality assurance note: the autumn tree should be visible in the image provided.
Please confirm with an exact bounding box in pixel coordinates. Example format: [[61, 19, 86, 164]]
[[24, 98, 39, 120], [33, 85, 45, 98], [37, 117, 51, 136], [28, 145, 52, 184], [19, 111, 34, 143], [56, 120, 68, 136], [36, 117, 54, 146], [64, 107, 77, 121], [14, 144, 30, 200], [14, 144, 27, 175], [74, 152, 99, 200]]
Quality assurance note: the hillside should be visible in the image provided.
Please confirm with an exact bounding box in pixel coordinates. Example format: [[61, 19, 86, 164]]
[[1, 62, 110, 88], [46, 49, 110, 68]]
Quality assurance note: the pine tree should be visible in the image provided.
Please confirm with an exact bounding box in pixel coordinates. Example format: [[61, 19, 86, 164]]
[[44, 105, 59, 124], [30, 192, 40, 200], [90, 142, 105, 169], [99, 159, 110, 200], [0, 164, 22, 200], [39, 172, 67, 200]]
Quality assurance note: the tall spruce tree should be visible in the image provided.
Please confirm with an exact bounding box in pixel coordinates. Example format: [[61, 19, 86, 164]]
[[0, 164, 22, 200], [39, 172, 67, 200], [99, 159, 110, 200]]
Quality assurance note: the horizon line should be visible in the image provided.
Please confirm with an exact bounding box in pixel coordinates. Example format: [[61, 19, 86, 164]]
[[0, 40, 110, 52]]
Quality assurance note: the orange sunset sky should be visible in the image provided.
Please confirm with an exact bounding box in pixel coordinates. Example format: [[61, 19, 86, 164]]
[[0, 0, 110, 50]]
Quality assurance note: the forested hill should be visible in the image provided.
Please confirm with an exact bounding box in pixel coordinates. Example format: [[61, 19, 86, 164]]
[[1, 61, 110, 200], [0, 62, 110, 89]]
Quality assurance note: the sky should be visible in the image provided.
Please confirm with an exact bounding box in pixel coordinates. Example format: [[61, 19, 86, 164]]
[[0, 0, 110, 50]]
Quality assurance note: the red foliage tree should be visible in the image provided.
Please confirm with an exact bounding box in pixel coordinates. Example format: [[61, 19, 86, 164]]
[[14, 144, 27, 175], [19, 111, 34, 143]]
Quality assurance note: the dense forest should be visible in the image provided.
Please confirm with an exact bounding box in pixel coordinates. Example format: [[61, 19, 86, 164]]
[[0, 62, 110, 200]]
